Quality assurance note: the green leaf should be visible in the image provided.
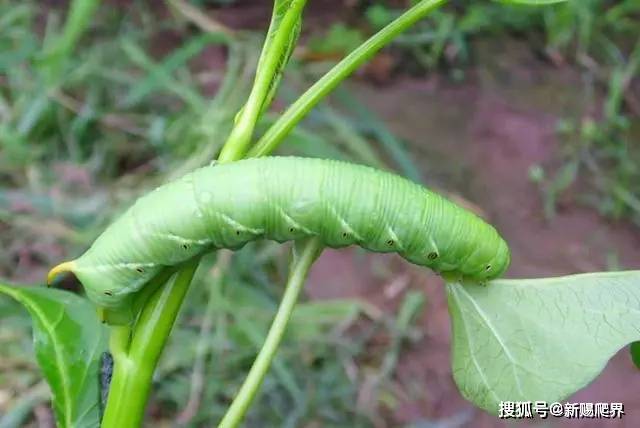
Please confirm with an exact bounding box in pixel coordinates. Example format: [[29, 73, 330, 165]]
[[446, 271, 640, 415], [0, 284, 108, 428], [631, 341, 640, 369]]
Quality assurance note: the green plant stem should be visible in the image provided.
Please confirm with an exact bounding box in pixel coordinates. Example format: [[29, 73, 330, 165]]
[[218, 237, 322, 428], [101, 259, 200, 428], [218, 0, 308, 162], [248, 0, 447, 157]]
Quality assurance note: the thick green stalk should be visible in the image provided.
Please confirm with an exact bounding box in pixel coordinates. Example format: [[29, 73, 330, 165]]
[[101, 260, 199, 428], [218, 237, 323, 428], [248, 0, 447, 157], [218, 0, 308, 162]]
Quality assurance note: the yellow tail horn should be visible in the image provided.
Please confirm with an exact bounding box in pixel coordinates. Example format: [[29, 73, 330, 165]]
[[47, 261, 76, 286]]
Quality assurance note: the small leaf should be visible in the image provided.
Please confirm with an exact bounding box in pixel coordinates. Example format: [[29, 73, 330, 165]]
[[446, 271, 640, 415], [0, 284, 108, 428]]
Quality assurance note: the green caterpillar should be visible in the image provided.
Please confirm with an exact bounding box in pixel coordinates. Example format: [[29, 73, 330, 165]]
[[49, 156, 510, 323]]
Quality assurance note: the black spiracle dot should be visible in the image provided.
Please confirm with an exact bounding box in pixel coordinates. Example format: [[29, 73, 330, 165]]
[[135, 267, 144, 273], [182, 244, 189, 250], [427, 252, 439, 260], [387, 240, 394, 246], [289, 227, 295, 233], [342, 232, 349, 238], [236, 230, 241, 235], [104, 290, 113, 296], [485, 264, 492, 271]]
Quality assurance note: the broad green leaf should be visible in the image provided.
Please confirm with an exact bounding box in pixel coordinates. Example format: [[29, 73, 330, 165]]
[[446, 271, 640, 415], [0, 284, 108, 428]]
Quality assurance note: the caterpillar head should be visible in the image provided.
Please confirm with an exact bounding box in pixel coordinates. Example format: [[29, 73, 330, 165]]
[[480, 237, 511, 280], [454, 230, 511, 282]]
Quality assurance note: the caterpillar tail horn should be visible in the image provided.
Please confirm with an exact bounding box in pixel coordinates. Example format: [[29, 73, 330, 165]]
[[47, 261, 76, 287]]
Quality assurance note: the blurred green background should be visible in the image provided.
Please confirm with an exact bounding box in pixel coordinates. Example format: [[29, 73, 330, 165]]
[[1, 0, 639, 426]]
